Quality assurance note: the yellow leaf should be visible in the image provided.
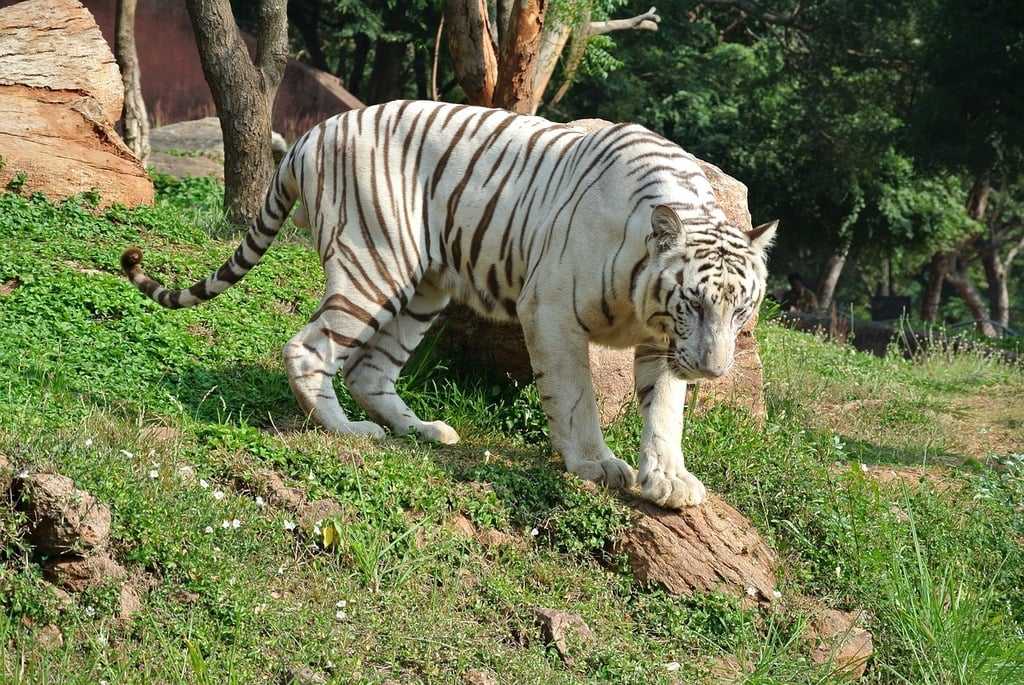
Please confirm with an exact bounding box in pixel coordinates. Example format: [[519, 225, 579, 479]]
[[322, 521, 339, 548]]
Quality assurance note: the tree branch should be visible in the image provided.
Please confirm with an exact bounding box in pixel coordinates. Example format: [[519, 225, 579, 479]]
[[1005, 232, 1024, 270], [432, 15, 444, 100], [587, 6, 661, 36]]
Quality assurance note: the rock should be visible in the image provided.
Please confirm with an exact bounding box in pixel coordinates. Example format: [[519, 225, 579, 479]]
[[47, 584, 74, 612], [15, 473, 111, 555], [149, 117, 289, 181], [448, 513, 478, 539], [36, 624, 64, 651], [0, 0, 122, 123], [0, 0, 153, 207], [282, 664, 328, 685], [432, 117, 765, 425], [464, 669, 498, 685], [118, 583, 143, 620], [807, 606, 873, 679], [248, 469, 308, 511], [44, 553, 126, 592], [298, 499, 344, 530], [533, 607, 594, 664], [475, 528, 517, 548], [616, 495, 777, 603]]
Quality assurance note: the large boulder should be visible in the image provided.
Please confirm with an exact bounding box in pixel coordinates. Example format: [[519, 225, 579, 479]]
[[435, 118, 765, 425], [0, 0, 153, 207]]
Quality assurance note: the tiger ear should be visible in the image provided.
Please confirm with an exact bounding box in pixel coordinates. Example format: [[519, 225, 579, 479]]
[[651, 205, 685, 253], [746, 220, 778, 253]]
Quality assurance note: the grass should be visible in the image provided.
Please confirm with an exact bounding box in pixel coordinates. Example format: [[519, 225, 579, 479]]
[[1, 177, 1023, 683]]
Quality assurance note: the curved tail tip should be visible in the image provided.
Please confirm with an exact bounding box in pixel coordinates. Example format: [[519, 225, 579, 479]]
[[121, 247, 143, 274]]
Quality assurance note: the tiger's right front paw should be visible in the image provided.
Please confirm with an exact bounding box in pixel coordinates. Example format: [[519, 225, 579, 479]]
[[640, 468, 706, 509], [567, 455, 637, 491]]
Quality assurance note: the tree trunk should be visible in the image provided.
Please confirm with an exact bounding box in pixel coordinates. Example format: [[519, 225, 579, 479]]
[[493, 0, 547, 113], [185, 0, 288, 226], [945, 259, 997, 337], [114, 0, 149, 163], [529, 18, 574, 112], [921, 251, 948, 323], [980, 247, 1009, 330], [346, 33, 371, 95], [366, 38, 407, 104], [816, 246, 849, 311], [445, 0, 498, 106]]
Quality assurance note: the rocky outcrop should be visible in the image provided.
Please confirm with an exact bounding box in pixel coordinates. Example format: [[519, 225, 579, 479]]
[[0, 0, 153, 207]]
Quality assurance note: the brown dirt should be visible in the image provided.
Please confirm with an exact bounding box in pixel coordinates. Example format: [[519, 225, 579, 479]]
[[941, 391, 1024, 460]]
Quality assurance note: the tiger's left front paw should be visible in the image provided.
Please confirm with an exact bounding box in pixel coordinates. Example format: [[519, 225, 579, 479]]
[[640, 467, 706, 509]]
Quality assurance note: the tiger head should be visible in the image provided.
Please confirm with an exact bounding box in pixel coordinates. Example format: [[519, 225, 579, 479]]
[[639, 204, 777, 381]]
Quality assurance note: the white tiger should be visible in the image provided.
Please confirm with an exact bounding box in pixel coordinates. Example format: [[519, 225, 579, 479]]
[[122, 101, 776, 509]]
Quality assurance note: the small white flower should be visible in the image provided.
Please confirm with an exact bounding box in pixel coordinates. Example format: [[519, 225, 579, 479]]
[[313, 525, 322, 536], [85, 605, 96, 617], [120, 450, 135, 459], [483, 450, 492, 458], [231, 518, 241, 529], [283, 520, 296, 531], [148, 469, 159, 479], [221, 519, 231, 529], [335, 600, 347, 609], [204, 525, 214, 534], [212, 489, 225, 500], [335, 609, 347, 621], [860, 463, 869, 473], [84, 438, 94, 448], [255, 496, 265, 507], [199, 479, 209, 489], [745, 586, 757, 597], [772, 590, 782, 600], [665, 662, 681, 672], [530, 527, 540, 537]]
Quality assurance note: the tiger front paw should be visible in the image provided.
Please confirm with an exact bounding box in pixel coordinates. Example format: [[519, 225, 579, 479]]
[[640, 467, 706, 509], [567, 455, 637, 491]]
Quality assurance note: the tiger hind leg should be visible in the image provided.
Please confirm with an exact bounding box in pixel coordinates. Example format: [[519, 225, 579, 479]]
[[282, 289, 407, 439], [344, 278, 459, 444]]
